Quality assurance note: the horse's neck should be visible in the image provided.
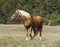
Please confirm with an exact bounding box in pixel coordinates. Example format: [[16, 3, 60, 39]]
[[18, 10, 31, 21], [20, 15, 30, 21]]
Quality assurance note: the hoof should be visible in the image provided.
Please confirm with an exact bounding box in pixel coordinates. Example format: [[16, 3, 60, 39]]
[[26, 38, 29, 41], [39, 37, 41, 40]]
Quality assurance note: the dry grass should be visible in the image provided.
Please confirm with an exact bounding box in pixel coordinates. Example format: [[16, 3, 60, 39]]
[[0, 24, 60, 47]]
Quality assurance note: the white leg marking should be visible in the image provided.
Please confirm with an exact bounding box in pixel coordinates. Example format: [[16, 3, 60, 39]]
[[39, 37, 41, 40], [26, 38, 29, 41]]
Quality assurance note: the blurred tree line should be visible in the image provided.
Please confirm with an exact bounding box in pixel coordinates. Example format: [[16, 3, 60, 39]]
[[0, 0, 60, 25]]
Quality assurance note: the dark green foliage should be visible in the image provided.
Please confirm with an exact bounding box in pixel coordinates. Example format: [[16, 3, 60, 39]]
[[0, 0, 60, 25]]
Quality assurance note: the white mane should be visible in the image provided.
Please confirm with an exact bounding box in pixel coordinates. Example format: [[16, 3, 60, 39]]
[[18, 10, 31, 18]]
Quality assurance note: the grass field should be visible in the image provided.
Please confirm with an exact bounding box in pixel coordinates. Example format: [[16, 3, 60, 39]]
[[0, 24, 60, 47]]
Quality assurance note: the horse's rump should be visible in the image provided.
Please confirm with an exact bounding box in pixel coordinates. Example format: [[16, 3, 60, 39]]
[[31, 16, 43, 26]]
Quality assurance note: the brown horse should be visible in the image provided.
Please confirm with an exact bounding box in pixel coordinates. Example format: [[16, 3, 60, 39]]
[[11, 9, 43, 40]]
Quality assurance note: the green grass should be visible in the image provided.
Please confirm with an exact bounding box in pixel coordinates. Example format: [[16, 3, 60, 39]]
[[0, 38, 60, 47], [0, 24, 60, 47], [0, 38, 52, 47]]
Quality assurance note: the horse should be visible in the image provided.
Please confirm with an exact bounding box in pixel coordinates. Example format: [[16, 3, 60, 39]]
[[11, 9, 43, 40]]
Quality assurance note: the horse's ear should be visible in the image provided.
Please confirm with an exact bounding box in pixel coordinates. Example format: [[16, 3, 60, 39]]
[[15, 8, 18, 10]]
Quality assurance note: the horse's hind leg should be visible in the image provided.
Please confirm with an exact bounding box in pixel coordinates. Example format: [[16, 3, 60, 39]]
[[39, 25, 43, 40], [32, 29, 38, 39]]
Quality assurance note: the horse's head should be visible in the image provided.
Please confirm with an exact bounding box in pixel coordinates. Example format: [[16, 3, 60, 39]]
[[11, 10, 20, 20], [11, 9, 31, 21]]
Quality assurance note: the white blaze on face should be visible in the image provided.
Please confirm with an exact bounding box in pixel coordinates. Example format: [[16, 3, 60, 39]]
[[18, 10, 31, 18]]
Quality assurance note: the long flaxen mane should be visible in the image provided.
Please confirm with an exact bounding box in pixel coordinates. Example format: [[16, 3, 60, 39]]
[[17, 10, 31, 18]]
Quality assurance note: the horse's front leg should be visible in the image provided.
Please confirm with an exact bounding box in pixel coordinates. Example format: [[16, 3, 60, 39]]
[[29, 27, 33, 40], [25, 28, 29, 40]]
